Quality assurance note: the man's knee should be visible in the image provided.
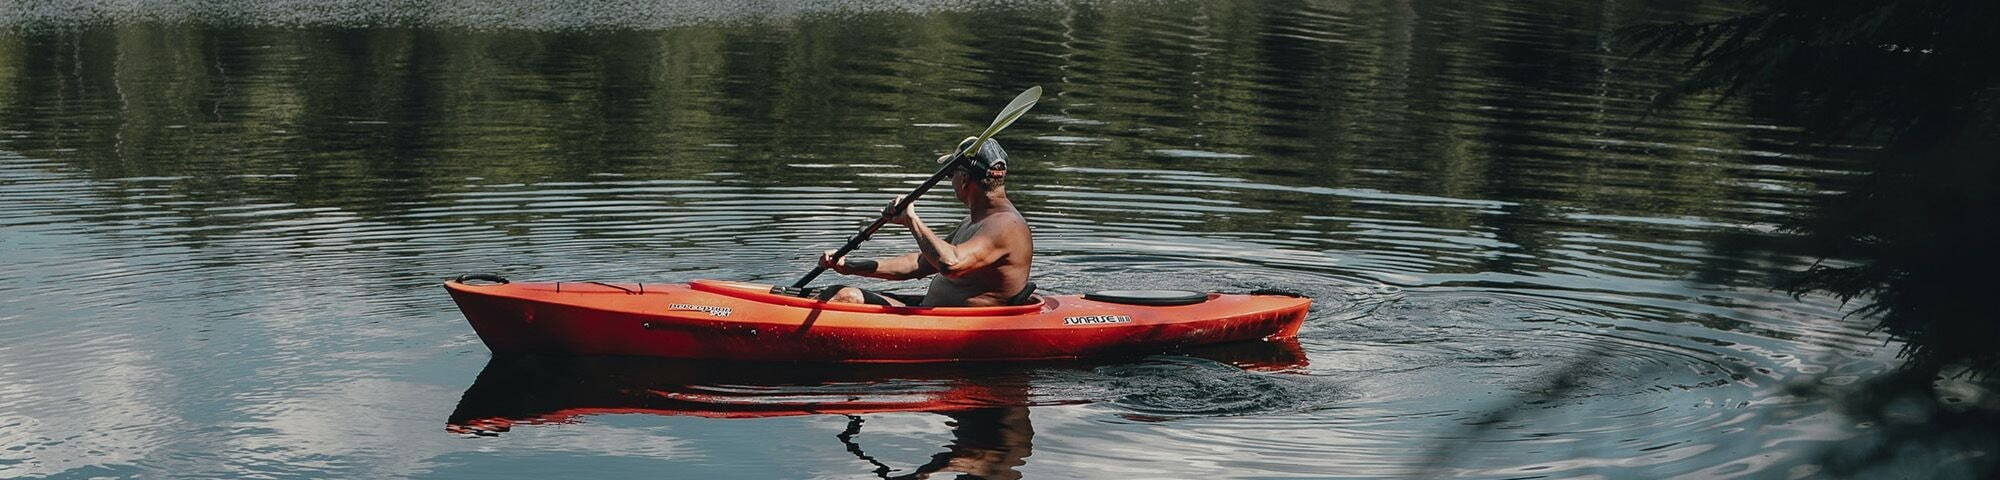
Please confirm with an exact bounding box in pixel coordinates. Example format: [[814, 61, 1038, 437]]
[[828, 287, 867, 304]]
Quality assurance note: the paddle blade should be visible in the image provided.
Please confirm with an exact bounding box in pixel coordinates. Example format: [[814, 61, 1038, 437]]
[[961, 85, 1041, 157], [986, 85, 1041, 137]]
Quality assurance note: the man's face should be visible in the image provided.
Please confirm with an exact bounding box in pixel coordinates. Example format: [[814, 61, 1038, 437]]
[[948, 168, 973, 204]]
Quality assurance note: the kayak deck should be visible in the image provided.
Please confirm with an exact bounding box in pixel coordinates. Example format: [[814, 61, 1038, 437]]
[[445, 279, 1310, 362]]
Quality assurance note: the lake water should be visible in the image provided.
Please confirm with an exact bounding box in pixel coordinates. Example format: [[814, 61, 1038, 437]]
[[0, 1, 1913, 478]]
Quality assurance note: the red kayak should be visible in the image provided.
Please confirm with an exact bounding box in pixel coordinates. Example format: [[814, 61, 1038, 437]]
[[445, 275, 1310, 362]]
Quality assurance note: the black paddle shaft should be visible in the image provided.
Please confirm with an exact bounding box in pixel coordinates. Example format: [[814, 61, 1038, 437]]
[[788, 154, 971, 290]]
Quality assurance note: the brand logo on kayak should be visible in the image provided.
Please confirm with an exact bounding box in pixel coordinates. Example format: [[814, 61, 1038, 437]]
[[668, 304, 732, 317], [1063, 315, 1131, 325]]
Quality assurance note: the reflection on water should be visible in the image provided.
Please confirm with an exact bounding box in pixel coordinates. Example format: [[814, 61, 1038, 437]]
[[450, 343, 1307, 479], [1622, 1, 2000, 476], [448, 342, 1309, 432], [853, 408, 1035, 480], [0, 0, 1932, 478]]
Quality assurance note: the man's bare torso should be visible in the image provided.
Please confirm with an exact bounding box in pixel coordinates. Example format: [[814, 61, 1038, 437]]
[[923, 210, 1032, 307]]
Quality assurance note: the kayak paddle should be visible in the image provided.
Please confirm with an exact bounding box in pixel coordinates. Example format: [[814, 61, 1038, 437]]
[[782, 86, 1042, 294]]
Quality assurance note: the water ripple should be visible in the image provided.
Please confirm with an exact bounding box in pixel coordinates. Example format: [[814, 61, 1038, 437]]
[[0, 1, 1906, 478]]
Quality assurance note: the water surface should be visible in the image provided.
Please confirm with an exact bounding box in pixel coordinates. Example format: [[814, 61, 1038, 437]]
[[0, 1, 1906, 478]]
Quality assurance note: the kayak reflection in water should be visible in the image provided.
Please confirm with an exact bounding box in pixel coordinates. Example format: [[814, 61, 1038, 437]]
[[816, 137, 1034, 307], [447, 344, 1308, 475], [447, 355, 1040, 479]]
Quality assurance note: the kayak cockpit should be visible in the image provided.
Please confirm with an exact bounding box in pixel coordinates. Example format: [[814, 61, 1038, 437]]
[[688, 279, 1049, 316]]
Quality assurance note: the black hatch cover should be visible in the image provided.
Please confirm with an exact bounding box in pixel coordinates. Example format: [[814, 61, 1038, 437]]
[[1083, 290, 1209, 306]]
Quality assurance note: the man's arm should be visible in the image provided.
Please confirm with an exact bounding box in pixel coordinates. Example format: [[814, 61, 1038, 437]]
[[821, 251, 937, 281], [906, 214, 1014, 278]]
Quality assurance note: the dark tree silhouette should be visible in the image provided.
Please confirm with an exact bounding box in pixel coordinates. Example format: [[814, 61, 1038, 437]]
[[1624, 1, 2000, 477]]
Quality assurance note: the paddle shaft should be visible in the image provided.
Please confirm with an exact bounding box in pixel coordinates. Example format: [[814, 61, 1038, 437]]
[[790, 154, 970, 289]]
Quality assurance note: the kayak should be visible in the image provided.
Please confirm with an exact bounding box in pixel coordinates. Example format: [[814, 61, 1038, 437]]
[[444, 275, 1310, 362]]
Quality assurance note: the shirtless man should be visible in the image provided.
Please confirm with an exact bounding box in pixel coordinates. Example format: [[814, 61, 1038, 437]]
[[815, 137, 1033, 307]]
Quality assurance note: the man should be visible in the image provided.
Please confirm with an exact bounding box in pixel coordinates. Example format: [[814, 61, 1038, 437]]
[[814, 137, 1034, 307]]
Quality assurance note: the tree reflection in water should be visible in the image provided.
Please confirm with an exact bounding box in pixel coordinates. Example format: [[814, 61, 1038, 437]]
[[1418, 1, 2000, 476], [1623, 1, 2000, 476]]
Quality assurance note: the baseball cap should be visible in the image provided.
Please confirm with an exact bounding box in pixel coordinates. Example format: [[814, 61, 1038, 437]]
[[938, 136, 1008, 175]]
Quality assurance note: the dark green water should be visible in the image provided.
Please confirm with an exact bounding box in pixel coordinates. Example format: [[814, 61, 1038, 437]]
[[0, 1, 1927, 478]]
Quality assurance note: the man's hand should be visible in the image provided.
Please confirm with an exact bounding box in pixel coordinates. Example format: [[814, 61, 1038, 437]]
[[819, 250, 877, 275], [818, 250, 851, 274], [883, 195, 919, 226]]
